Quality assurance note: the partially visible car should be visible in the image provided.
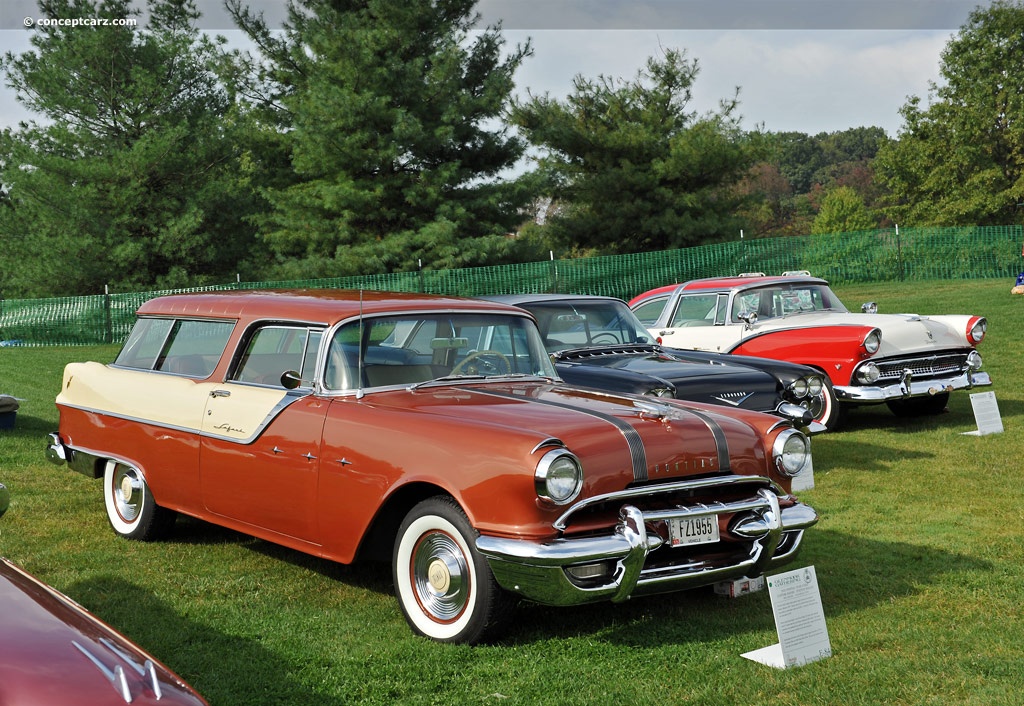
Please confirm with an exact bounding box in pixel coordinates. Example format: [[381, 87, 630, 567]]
[[0, 482, 208, 706], [486, 293, 829, 432], [630, 272, 991, 428], [47, 289, 818, 644]]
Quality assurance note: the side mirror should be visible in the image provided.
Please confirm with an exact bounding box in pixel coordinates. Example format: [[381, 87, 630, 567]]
[[861, 302, 878, 314], [280, 370, 302, 390], [737, 311, 758, 327]]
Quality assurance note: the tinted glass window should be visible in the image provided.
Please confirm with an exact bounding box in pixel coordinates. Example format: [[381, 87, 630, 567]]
[[234, 326, 323, 387], [115, 318, 174, 370], [115, 317, 233, 377], [631, 296, 668, 326], [325, 313, 554, 390], [155, 320, 234, 377]]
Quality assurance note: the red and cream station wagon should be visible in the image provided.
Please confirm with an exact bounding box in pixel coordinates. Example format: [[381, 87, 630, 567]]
[[48, 289, 818, 643]]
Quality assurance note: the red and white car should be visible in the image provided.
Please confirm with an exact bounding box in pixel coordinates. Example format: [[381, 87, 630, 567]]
[[629, 273, 991, 429]]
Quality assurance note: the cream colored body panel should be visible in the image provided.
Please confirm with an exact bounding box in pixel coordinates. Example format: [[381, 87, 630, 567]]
[[58, 362, 289, 441]]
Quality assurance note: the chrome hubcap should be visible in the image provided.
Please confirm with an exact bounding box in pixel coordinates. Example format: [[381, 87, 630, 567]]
[[113, 467, 142, 523], [412, 531, 469, 622]]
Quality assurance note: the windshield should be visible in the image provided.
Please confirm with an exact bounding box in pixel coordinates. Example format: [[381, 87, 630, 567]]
[[731, 283, 849, 322], [324, 312, 557, 390], [522, 300, 654, 352]]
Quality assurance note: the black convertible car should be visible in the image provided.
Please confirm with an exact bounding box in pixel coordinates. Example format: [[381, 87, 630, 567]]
[[488, 294, 829, 432]]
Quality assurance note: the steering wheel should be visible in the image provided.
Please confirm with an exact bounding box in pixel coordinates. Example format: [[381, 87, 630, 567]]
[[590, 333, 620, 345], [452, 350, 511, 376]]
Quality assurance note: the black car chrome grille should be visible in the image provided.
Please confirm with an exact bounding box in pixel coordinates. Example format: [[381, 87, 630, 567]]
[[873, 352, 970, 382]]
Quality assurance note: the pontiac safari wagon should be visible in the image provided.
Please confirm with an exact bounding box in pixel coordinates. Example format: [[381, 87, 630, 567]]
[[48, 290, 818, 644]]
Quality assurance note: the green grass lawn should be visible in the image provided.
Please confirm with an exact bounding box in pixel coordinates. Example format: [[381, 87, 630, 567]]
[[1, 278, 1022, 705]]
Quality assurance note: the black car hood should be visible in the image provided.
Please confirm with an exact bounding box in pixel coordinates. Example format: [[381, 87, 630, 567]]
[[554, 346, 782, 413]]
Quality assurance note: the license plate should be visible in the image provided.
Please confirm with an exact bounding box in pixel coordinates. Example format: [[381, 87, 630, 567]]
[[669, 515, 720, 547]]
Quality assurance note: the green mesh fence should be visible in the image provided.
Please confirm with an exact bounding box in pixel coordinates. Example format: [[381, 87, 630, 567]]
[[2, 225, 1021, 347]]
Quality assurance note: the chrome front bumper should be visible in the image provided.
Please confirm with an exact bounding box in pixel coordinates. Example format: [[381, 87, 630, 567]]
[[835, 370, 991, 404], [475, 481, 818, 607]]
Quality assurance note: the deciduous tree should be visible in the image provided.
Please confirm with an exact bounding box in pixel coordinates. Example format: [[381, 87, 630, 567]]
[[875, 0, 1024, 225]]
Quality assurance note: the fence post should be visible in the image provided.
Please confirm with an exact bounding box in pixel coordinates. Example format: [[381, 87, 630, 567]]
[[895, 224, 904, 281], [548, 251, 557, 292], [103, 284, 113, 344]]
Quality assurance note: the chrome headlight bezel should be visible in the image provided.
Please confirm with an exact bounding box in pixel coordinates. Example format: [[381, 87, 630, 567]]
[[806, 375, 824, 397], [772, 428, 810, 478], [862, 328, 882, 355], [535, 449, 584, 506], [855, 362, 881, 384], [967, 350, 983, 371], [786, 378, 809, 400]]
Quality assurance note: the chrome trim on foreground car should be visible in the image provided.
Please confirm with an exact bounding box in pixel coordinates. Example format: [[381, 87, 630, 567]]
[[476, 476, 817, 607]]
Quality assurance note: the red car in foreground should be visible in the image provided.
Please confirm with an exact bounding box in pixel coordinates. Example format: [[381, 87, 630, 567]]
[[47, 289, 818, 643], [0, 483, 208, 706]]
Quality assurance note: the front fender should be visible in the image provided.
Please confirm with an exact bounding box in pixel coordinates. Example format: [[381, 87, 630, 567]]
[[729, 325, 879, 387]]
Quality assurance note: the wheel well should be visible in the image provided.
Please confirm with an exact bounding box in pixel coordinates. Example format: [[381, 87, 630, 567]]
[[356, 482, 455, 563]]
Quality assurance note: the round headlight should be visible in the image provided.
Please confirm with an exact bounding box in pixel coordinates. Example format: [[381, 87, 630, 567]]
[[787, 378, 809, 400], [773, 429, 810, 478], [806, 375, 824, 397], [855, 362, 880, 384], [967, 350, 983, 371], [535, 449, 583, 505], [968, 318, 987, 344], [863, 329, 881, 355]]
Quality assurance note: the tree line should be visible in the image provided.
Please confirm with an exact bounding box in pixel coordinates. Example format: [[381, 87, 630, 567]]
[[2, 0, 1023, 298]]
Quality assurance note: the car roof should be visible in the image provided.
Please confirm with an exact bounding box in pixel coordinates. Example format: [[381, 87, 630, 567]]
[[679, 275, 830, 292], [486, 293, 623, 306], [137, 289, 526, 326]]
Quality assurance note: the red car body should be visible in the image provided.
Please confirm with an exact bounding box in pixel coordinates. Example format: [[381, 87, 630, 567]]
[[630, 274, 991, 428], [47, 290, 817, 643], [0, 484, 208, 706]]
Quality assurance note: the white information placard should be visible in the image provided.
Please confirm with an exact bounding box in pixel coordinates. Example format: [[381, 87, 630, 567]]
[[963, 391, 1003, 436], [742, 566, 831, 669]]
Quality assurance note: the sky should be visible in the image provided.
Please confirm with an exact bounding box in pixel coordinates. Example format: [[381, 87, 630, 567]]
[[0, 0, 987, 137]]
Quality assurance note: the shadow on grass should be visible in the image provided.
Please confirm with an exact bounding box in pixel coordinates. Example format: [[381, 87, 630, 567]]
[[501, 527, 990, 647], [167, 515, 394, 595], [66, 575, 347, 706]]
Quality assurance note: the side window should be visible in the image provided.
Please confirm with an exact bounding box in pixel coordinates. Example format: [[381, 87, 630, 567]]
[[115, 318, 174, 370], [156, 320, 234, 377], [631, 297, 668, 326], [116, 317, 233, 378], [233, 325, 322, 388], [670, 295, 718, 327]]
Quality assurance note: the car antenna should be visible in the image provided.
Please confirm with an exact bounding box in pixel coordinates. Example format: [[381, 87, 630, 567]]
[[357, 289, 365, 400]]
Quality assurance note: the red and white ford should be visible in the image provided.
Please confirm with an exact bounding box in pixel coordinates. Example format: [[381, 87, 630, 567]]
[[630, 273, 991, 429]]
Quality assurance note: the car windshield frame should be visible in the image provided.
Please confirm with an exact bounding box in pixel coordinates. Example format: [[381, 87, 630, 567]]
[[323, 311, 558, 391], [727, 282, 850, 323], [521, 300, 655, 352]]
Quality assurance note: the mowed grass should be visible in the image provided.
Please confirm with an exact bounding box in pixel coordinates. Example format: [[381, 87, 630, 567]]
[[1, 278, 1022, 705]]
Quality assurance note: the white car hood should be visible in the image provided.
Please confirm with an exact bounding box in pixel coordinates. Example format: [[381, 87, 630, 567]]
[[753, 311, 976, 356]]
